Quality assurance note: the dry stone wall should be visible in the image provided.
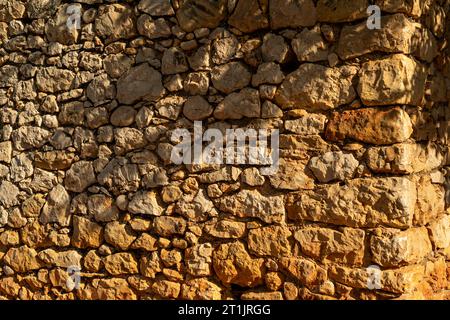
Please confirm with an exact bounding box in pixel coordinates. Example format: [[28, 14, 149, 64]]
[[0, 0, 449, 300]]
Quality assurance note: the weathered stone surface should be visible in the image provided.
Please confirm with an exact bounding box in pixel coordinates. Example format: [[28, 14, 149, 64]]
[[183, 96, 213, 121], [65, 161, 96, 193], [137, 14, 171, 39], [11, 126, 51, 151], [228, 0, 269, 33], [105, 221, 137, 251], [325, 107, 413, 145], [358, 54, 428, 106], [269, 0, 316, 29], [217, 189, 285, 224], [72, 216, 104, 249], [211, 62, 252, 94], [308, 151, 359, 183], [34, 151, 75, 171], [180, 278, 222, 300], [287, 177, 417, 228], [0, 181, 19, 208], [138, 0, 175, 16], [116, 64, 165, 105], [292, 27, 328, 62], [104, 253, 139, 275], [4, 246, 41, 273], [36, 67, 75, 93], [295, 227, 365, 266], [213, 241, 264, 287], [337, 14, 437, 62], [185, 243, 213, 276], [366, 143, 443, 174], [317, 0, 368, 22], [428, 215, 450, 250], [261, 33, 289, 63], [162, 47, 189, 75], [128, 191, 164, 216], [375, 0, 423, 18], [89, 278, 137, 300], [279, 256, 325, 285], [45, 4, 79, 45], [329, 264, 425, 294], [176, 0, 227, 32], [204, 219, 246, 239], [214, 88, 261, 120], [269, 158, 314, 190], [370, 227, 432, 267], [40, 184, 71, 226], [176, 189, 214, 222], [95, 4, 136, 42], [252, 62, 284, 87], [248, 226, 291, 258], [275, 64, 357, 110], [114, 128, 147, 155], [88, 194, 119, 222], [284, 113, 327, 135], [153, 216, 186, 237]]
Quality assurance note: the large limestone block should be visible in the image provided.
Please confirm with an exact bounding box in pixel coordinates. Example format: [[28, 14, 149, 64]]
[[325, 107, 413, 145], [295, 227, 365, 266], [287, 177, 417, 228], [370, 227, 432, 267], [366, 143, 443, 174], [337, 14, 417, 60], [275, 64, 357, 110], [217, 189, 285, 224], [358, 54, 428, 106]]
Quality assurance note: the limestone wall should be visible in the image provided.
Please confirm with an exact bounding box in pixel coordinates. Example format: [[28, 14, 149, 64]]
[[0, 0, 449, 300]]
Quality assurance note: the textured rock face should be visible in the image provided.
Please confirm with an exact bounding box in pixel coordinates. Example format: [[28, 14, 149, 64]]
[[0, 0, 448, 302], [358, 54, 428, 106], [275, 64, 357, 110]]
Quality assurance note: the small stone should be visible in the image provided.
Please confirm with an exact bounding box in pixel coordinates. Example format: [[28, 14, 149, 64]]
[[0, 181, 19, 208], [292, 27, 328, 62], [183, 96, 213, 121], [261, 33, 289, 63], [241, 168, 265, 186], [217, 189, 285, 224], [161, 47, 189, 75], [153, 216, 187, 237], [308, 151, 359, 183], [213, 241, 264, 287], [104, 221, 137, 251], [252, 62, 284, 87], [116, 63, 165, 105], [40, 184, 71, 226], [104, 252, 139, 275], [184, 72, 209, 95], [214, 88, 261, 120], [72, 216, 104, 249], [211, 61, 252, 94], [110, 106, 137, 127], [128, 191, 164, 216], [64, 161, 96, 193]]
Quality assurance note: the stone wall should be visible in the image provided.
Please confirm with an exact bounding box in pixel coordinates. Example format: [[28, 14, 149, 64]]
[[0, 0, 449, 300]]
